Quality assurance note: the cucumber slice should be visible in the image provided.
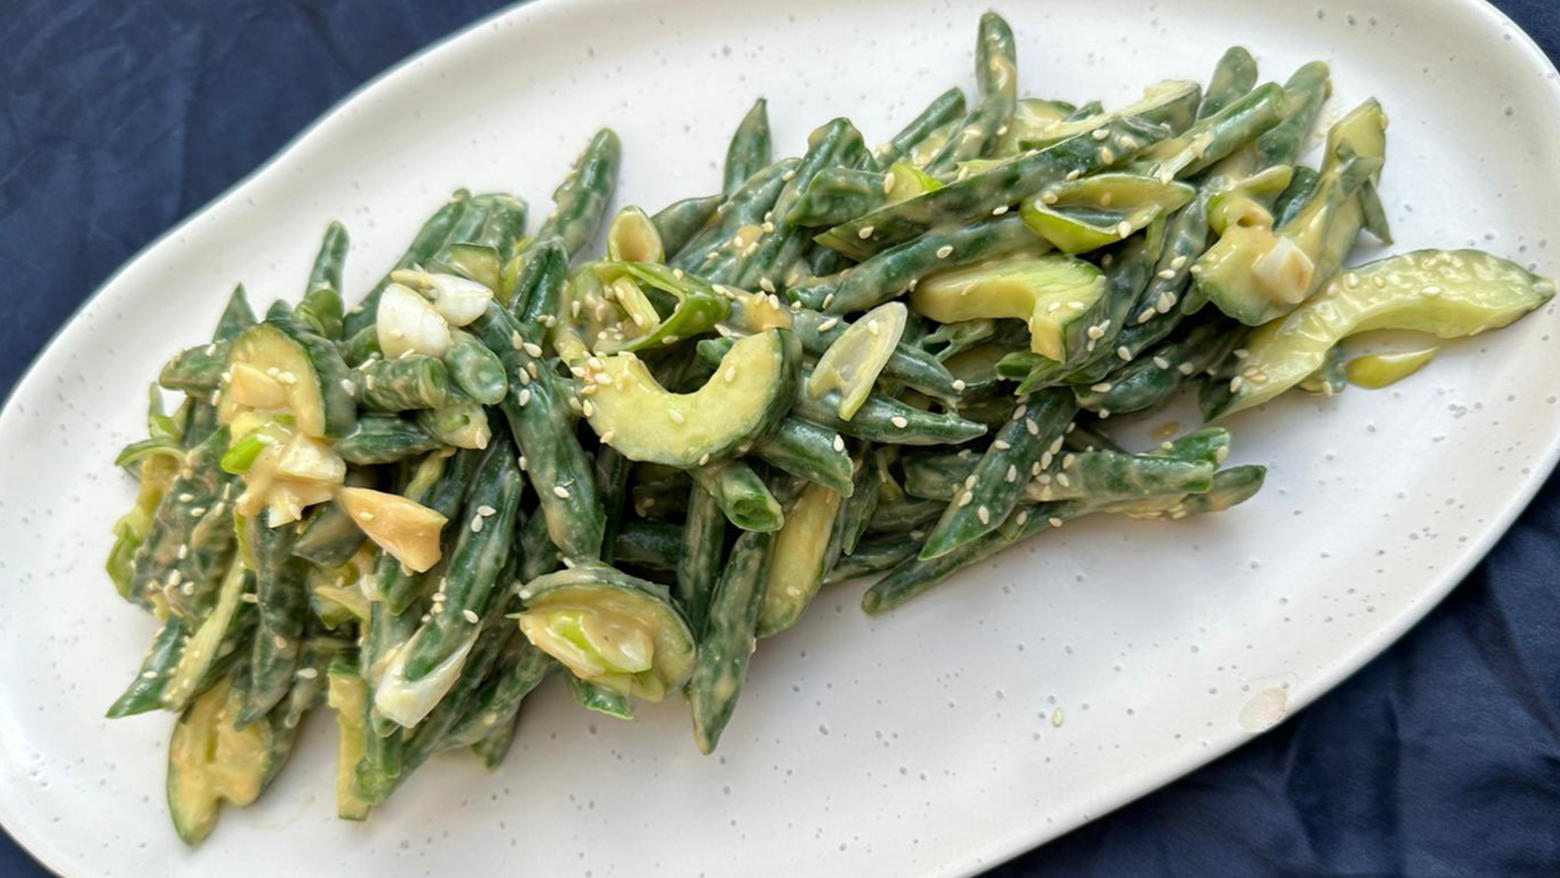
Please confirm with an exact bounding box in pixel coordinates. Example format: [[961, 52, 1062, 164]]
[[1020, 173, 1196, 254], [1202, 249, 1555, 419], [326, 665, 371, 821], [517, 563, 696, 701], [167, 678, 274, 845], [808, 302, 906, 420], [756, 481, 844, 638], [219, 320, 356, 439], [910, 254, 1106, 361], [586, 328, 800, 467], [1195, 100, 1388, 325], [606, 206, 665, 264]]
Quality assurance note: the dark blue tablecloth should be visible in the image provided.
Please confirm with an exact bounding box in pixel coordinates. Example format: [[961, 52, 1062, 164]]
[[3, 2, 1557, 875]]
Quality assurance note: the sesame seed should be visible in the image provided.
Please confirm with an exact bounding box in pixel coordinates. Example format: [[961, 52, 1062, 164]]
[[178, 493, 195, 503], [1069, 301, 1087, 311], [477, 504, 497, 517], [1101, 148, 1116, 164], [553, 485, 571, 499], [952, 379, 967, 392], [600, 431, 615, 444], [817, 317, 840, 333], [274, 635, 288, 650], [669, 409, 686, 424], [1041, 192, 1059, 205], [890, 415, 910, 429], [977, 505, 991, 525], [992, 205, 1009, 216], [1137, 307, 1157, 324], [1233, 348, 1250, 359], [518, 388, 532, 406], [1025, 419, 1039, 435], [1006, 465, 1018, 483], [1049, 517, 1064, 528], [176, 545, 188, 560], [698, 453, 711, 466], [1091, 382, 1113, 393], [1117, 346, 1132, 361], [526, 362, 540, 379], [242, 592, 260, 604], [462, 609, 481, 624], [470, 515, 484, 533], [1092, 128, 1110, 140], [581, 400, 595, 417], [994, 439, 1012, 451], [781, 169, 796, 181], [1230, 376, 1245, 392], [1157, 269, 1176, 280], [339, 378, 356, 394], [523, 342, 543, 358], [724, 366, 738, 384], [1100, 192, 1114, 208], [1153, 356, 1170, 370], [866, 320, 881, 336], [1422, 285, 1443, 297], [964, 475, 978, 489], [141, 670, 159, 679], [1086, 325, 1106, 340], [883, 172, 896, 194], [858, 225, 875, 239], [1160, 441, 1175, 451], [1098, 408, 1111, 419], [1066, 169, 1082, 181], [822, 293, 836, 310], [936, 245, 954, 259], [1171, 255, 1188, 270], [1015, 511, 1029, 526], [958, 492, 974, 508], [759, 278, 776, 293], [297, 667, 319, 680], [595, 372, 614, 385], [833, 435, 845, 453], [189, 507, 206, 517], [1116, 220, 1132, 238], [1178, 362, 1196, 375], [1056, 473, 1071, 488], [1013, 405, 1028, 420], [511, 331, 524, 350]]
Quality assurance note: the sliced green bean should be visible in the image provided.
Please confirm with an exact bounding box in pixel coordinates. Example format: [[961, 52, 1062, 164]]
[[724, 98, 772, 196]]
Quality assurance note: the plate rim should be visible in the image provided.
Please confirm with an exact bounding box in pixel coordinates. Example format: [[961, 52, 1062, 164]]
[[1, 1, 1557, 876]]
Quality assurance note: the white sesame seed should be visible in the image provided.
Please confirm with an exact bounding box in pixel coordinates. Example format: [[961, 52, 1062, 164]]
[[462, 609, 481, 624], [176, 544, 188, 560], [817, 317, 840, 333], [1116, 220, 1132, 238], [957, 492, 974, 508], [1422, 285, 1443, 297], [994, 439, 1012, 451], [1157, 269, 1176, 280], [992, 205, 1009, 216], [1006, 465, 1018, 483], [1230, 376, 1245, 392], [935, 245, 954, 259], [274, 635, 288, 650], [523, 342, 543, 358], [1063, 453, 1076, 469], [669, 409, 686, 424], [553, 485, 571, 499], [822, 293, 835, 310], [1091, 382, 1113, 393], [600, 431, 615, 444], [891, 415, 910, 429], [470, 515, 485, 533], [964, 475, 977, 489], [1066, 169, 1082, 181], [189, 507, 205, 518], [1137, 307, 1157, 324], [1025, 419, 1039, 435], [1117, 346, 1132, 361], [883, 172, 896, 194], [858, 225, 875, 240], [977, 505, 991, 525], [724, 366, 738, 384], [866, 320, 881, 336], [297, 667, 319, 680], [1086, 325, 1106, 340], [1092, 128, 1110, 140], [1015, 511, 1029, 527], [178, 492, 195, 503], [1049, 517, 1064, 528], [1041, 192, 1059, 205], [581, 400, 595, 417], [1069, 300, 1087, 311], [518, 388, 532, 406], [698, 453, 711, 466], [1153, 356, 1170, 370], [1178, 362, 1196, 375], [833, 435, 845, 453], [1098, 409, 1111, 419], [759, 278, 776, 293], [952, 379, 967, 392], [1233, 348, 1250, 359]]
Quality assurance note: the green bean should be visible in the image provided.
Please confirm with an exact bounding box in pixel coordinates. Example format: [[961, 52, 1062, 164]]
[[867, 496, 945, 533], [1073, 318, 1239, 414], [825, 531, 919, 584], [214, 283, 257, 343], [735, 119, 872, 292], [676, 483, 727, 638], [470, 303, 604, 560], [924, 13, 1017, 176], [833, 445, 881, 556], [566, 674, 634, 720], [293, 474, 375, 569], [595, 445, 632, 564], [512, 238, 571, 332], [442, 328, 508, 405], [1197, 48, 1258, 119], [611, 521, 683, 572], [295, 221, 349, 340], [877, 87, 967, 168], [355, 355, 453, 412], [1273, 166, 1322, 229], [129, 427, 234, 613], [901, 448, 979, 500], [518, 509, 563, 583], [784, 308, 962, 401], [105, 615, 188, 718], [334, 415, 442, 465], [670, 158, 800, 275], [537, 129, 622, 258], [443, 641, 554, 751], [692, 459, 784, 532], [416, 394, 491, 450], [724, 98, 772, 196], [652, 194, 724, 261], [920, 389, 1075, 558], [819, 215, 1045, 315], [1025, 450, 1215, 504], [818, 115, 1171, 260], [343, 190, 472, 338], [784, 167, 887, 229], [688, 526, 777, 753], [235, 513, 310, 728], [753, 418, 853, 495], [159, 342, 231, 394]]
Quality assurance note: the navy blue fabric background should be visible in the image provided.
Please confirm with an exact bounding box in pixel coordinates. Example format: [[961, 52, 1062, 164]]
[[2, 1, 1557, 875]]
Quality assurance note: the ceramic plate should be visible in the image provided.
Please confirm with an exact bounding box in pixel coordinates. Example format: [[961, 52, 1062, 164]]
[[3, 0, 1559, 875]]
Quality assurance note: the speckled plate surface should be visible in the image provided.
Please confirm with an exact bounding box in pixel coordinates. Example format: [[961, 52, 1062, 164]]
[[3, 0, 1559, 875]]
